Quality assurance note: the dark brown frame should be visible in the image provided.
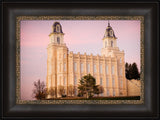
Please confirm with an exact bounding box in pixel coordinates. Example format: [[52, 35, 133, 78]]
[[1, 0, 159, 119]]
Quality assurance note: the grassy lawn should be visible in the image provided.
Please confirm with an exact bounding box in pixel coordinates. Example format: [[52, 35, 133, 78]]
[[46, 96, 140, 100]]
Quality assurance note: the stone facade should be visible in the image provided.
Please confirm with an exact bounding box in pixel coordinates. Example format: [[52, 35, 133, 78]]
[[46, 22, 127, 98], [127, 79, 141, 96]]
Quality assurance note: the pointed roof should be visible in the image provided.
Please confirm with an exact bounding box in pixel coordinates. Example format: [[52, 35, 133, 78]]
[[52, 22, 63, 33], [103, 21, 117, 39]]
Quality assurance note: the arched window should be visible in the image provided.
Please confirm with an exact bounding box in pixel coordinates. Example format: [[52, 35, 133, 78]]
[[100, 64, 102, 74], [106, 78, 109, 87], [112, 65, 114, 74], [74, 76, 77, 86], [106, 65, 108, 74], [120, 80, 123, 88], [94, 64, 96, 73], [87, 63, 90, 73], [113, 90, 115, 96], [110, 30, 113, 36], [120, 58, 122, 63], [81, 63, 83, 73], [112, 78, 115, 87], [64, 63, 66, 71], [120, 68, 122, 76], [74, 62, 77, 72], [111, 41, 113, 47], [56, 25, 60, 32], [100, 78, 103, 86], [107, 90, 109, 96], [105, 41, 107, 48], [57, 37, 60, 44], [63, 77, 66, 86]]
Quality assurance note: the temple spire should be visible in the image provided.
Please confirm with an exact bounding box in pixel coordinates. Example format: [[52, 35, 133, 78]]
[[108, 20, 110, 27], [49, 22, 64, 44], [103, 21, 117, 39]]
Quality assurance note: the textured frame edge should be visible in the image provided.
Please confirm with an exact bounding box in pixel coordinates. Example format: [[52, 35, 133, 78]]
[[16, 16, 144, 105]]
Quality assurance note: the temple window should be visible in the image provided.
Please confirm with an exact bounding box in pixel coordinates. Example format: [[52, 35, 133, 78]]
[[74, 62, 77, 72], [100, 78, 103, 86], [111, 41, 113, 47], [57, 37, 60, 44], [81, 63, 83, 73], [64, 63, 66, 71], [106, 78, 109, 87], [120, 80, 123, 88], [120, 68, 122, 76], [105, 41, 107, 48], [64, 77, 66, 86], [106, 65, 108, 74], [100, 64, 102, 74], [56, 25, 60, 32], [112, 78, 115, 87], [112, 65, 114, 74], [94, 64, 96, 73], [74, 76, 77, 86], [120, 58, 122, 63], [107, 90, 110, 96], [87, 63, 90, 73], [113, 90, 115, 96]]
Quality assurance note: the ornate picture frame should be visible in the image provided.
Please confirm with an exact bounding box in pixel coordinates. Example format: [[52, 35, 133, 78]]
[[1, 0, 159, 119]]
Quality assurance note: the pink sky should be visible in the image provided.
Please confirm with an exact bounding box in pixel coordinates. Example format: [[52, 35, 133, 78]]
[[20, 20, 140, 100]]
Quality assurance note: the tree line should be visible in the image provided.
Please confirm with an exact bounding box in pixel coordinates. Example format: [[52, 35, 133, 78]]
[[32, 74, 104, 100], [32, 62, 140, 100], [125, 62, 140, 80]]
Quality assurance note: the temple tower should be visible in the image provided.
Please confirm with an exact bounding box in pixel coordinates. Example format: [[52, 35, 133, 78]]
[[46, 22, 68, 98]]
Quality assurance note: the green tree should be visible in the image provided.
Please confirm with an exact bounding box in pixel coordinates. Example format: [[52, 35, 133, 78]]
[[98, 85, 104, 96], [125, 62, 129, 79], [32, 79, 47, 100], [131, 62, 140, 80], [125, 62, 140, 80], [128, 63, 132, 79], [94, 85, 104, 96], [78, 74, 96, 98], [77, 85, 85, 97]]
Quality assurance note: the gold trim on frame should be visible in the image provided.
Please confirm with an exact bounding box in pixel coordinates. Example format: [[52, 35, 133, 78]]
[[16, 16, 144, 104]]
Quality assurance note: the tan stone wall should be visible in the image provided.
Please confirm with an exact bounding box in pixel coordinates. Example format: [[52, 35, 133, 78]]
[[46, 43, 127, 98], [127, 79, 141, 96], [68, 51, 127, 97]]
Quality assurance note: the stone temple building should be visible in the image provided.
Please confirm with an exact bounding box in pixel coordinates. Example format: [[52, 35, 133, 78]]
[[46, 21, 127, 98]]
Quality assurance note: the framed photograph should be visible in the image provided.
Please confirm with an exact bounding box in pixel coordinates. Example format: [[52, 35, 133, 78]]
[[2, 0, 159, 119], [17, 16, 143, 104]]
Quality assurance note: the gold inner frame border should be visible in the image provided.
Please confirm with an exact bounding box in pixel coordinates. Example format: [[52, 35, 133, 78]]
[[16, 16, 144, 104]]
